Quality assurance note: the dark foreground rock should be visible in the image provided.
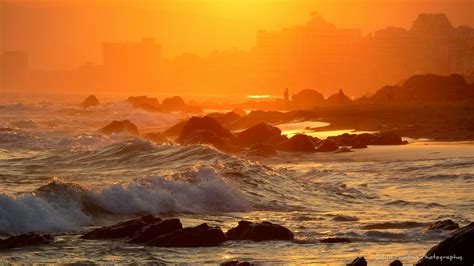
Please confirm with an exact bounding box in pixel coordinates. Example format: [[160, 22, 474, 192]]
[[80, 95, 100, 108], [0, 233, 54, 249], [236, 123, 287, 146], [226, 221, 294, 242], [427, 219, 459, 231], [81, 215, 162, 240], [129, 218, 182, 244], [278, 134, 317, 152], [99, 120, 139, 136], [347, 256, 367, 266], [177, 116, 234, 143], [147, 223, 226, 247], [390, 259, 403, 266], [416, 222, 474, 265]]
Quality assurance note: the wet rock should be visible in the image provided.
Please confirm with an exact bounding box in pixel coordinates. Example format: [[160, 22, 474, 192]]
[[81, 215, 162, 240], [236, 123, 286, 146], [427, 219, 459, 231], [207, 111, 242, 127], [129, 218, 182, 244], [99, 120, 139, 136], [80, 95, 100, 108], [351, 141, 368, 149], [315, 139, 339, 152], [163, 120, 186, 137], [179, 130, 240, 153], [320, 237, 352, 243], [416, 222, 474, 265], [128, 96, 160, 111], [370, 132, 403, 145], [177, 116, 234, 143], [226, 220, 294, 242], [278, 134, 317, 152], [143, 132, 169, 144], [390, 260, 403, 266], [246, 143, 277, 157], [0, 233, 54, 249], [161, 96, 186, 112], [347, 257, 367, 266], [147, 223, 226, 247]]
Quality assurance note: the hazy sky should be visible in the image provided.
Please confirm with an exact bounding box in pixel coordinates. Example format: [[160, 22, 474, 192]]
[[1, 0, 473, 70]]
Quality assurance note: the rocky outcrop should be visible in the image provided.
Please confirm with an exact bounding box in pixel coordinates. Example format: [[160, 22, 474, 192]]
[[427, 219, 459, 231], [315, 139, 339, 152], [416, 222, 474, 265], [0, 233, 54, 250], [292, 89, 325, 109], [80, 95, 100, 109], [236, 123, 286, 146], [326, 90, 352, 105], [178, 116, 234, 143], [390, 260, 403, 266], [143, 132, 169, 144], [81, 215, 162, 240], [147, 223, 226, 247], [278, 134, 317, 152], [99, 120, 139, 136], [226, 221, 294, 242], [370, 132, 404, 145], [129, 218, 183, 244], [347, 257, 367, 266]]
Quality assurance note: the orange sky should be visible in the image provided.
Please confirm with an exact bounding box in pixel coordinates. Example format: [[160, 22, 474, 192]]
[[1, 0, 473, 70]]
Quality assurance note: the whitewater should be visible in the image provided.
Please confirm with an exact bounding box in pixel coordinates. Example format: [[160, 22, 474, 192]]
[[0, 98, 473, 264]]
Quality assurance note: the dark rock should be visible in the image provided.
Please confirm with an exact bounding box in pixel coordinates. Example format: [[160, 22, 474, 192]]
[[326, 90, 352, 105], [390, 260, 403, 266], [347, 257, 367, 266], [147, 223, 226, 247], [161, 96, 186, 112], [316, 139, 339, 152], [427, 219, 459, 231], [81, 215, 162, 240], [129, 218, 182, 244], [370, 132, 403, 145], [80, 95, 100, 108], [292, 89, 325, 109], [128, 96, 160, 111], [278, 134, 317, 152], [246, 143, 277, 157], [163, 120, 186, 138], [320, 237, 352, 243], [226, 220, 294, 242], [0, 233, 54, 249], [178, 130, 239, 153], [207, 111, 242, 127], [236, 123, 286, 146], [99, 120, 139, 136], [178, 116, 234, 143], [416, 222, 474, 265], [351, 141, 368, 149]]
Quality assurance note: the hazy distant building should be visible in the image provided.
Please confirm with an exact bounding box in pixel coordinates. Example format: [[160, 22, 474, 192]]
[[102, 38, 161, 91], [0, 51, 29, 91]]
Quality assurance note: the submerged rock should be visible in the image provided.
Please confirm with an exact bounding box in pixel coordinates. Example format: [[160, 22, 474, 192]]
[[347, 257, 367, 266], [427, 219, 459, 231], [129, 218, 182, 244], [147, 223, 226, 247], [278, 134, 317, 152], [81, 215, 162, 240], [416, 222, 474, 265], [320, 237, 353, 243], [390, 260, 403, 266], [99, 120, 139, 136], [80, 95, 100, 109], [226, 220, 294, 242], [0, 233, 54, 249]]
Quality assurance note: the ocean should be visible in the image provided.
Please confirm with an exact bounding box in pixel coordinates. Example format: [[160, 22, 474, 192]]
[[1, 98, 473, 264]]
